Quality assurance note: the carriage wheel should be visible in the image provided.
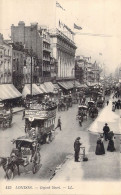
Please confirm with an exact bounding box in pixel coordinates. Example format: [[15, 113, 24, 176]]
[[6, 169, 14, 180]]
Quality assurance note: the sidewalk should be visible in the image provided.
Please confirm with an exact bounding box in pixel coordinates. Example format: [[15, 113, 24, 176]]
[[89, 97, 121, 134], [50, 96, 121, 182], [51, 134, 121, 182]]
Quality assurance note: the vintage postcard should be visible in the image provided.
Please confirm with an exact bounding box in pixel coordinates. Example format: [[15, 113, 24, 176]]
[[0, 0, 121, 194]]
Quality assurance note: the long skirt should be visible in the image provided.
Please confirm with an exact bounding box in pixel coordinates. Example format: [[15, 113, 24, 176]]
[[95, 142, 105, 155], [107, 140, 115, 152]]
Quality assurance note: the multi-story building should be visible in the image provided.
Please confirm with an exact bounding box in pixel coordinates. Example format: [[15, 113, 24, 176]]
[[50, 28, 76, 80], [39, 26, 52, 80], [75, 56, 84, 83], [10, 42, 24, 91], [49, 2, 77, 81], [11, 21, 42, 82], [0, 34, 12, 84], [75, 56, 100, 86], [23, 51, 39, 85]]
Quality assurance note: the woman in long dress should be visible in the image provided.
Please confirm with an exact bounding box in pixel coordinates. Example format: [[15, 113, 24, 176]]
[[95, 135, 105, 155], [107, 131, 116, 152]]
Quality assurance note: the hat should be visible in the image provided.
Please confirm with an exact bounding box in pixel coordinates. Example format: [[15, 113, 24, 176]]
[[105, 123, 108, 125], [32, 142, 36, 147], [76, 137, 81, 140], [11, 153, 15, 157]]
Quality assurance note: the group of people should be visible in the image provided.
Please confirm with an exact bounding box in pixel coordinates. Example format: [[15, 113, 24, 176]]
[[74, 123, 116, 162], [95, 123, 116, 155], [112, 100, 121, 111]]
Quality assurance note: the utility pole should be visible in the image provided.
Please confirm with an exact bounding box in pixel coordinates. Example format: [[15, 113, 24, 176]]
[[30, 47, 33, 96]]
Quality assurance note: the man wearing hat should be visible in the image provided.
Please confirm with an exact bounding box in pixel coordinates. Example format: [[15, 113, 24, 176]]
[[74, 137, 82, 162], [55, 116, 62, 130], [103, 123, 110, 141]]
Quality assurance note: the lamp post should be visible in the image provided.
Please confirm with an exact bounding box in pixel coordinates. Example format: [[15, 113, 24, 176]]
[[30, 47, 33, 96], [71, 67, 76, 97]]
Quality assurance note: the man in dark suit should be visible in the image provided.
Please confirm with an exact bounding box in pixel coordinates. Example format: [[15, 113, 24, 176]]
[[103, 123, 110, 141], [74, 137, 82, 162]]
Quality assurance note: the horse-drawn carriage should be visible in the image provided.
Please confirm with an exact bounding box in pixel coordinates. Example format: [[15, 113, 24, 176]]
[[63, 95, 72, 107], [58, 98, 68, 111], [24, 100, 57, 144], [88, 101, 98, 118], [77, 105, 88, 124], [0, 102, 12, 128], [96, 95, 105, 108], [0, 136, 41, 179]]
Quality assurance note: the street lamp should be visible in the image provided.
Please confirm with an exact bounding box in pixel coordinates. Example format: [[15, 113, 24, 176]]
[[30, 47, 33, 96], [71, 67, 76, 97]]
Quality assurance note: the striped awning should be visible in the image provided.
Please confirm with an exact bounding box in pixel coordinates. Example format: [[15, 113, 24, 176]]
[[0, 84, 22, 100], [22, 84, 43, 97], [58, 81, 74, 90], [39, 82, 57, 94]]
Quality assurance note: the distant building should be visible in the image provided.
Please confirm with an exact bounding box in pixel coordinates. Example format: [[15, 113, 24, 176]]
[[9, 42, 24, 91], [11, 21, 42, 82], [75, 56, 100, 86], [39, 26, 52, 81], [0, 34, 12, 84], [23, 51, 39, 85], [75, 57, 84, 83]]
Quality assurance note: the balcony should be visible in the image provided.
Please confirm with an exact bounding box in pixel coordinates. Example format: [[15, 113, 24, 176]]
[[43, 37, 50, 44], [43, 47, 51, 53], [43, 57, 50, 62]]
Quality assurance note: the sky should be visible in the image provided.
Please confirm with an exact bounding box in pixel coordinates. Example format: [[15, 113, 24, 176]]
[[0, 0, 121, 74]]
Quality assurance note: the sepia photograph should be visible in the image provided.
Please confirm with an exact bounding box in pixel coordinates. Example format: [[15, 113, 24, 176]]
[[0, 0, 121, 194]]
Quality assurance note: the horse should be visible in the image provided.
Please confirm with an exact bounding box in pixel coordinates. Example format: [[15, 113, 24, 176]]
[[58, 102, 67, 111], [0, 157, 16, 179], [89, 107, 98, 118], [0, 156, 25, 179]]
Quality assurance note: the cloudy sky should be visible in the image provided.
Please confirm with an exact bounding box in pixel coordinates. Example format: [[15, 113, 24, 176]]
[[0, 0, 121, 73]]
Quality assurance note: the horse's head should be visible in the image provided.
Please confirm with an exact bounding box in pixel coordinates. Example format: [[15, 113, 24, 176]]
[[0, 157, 7, 167]]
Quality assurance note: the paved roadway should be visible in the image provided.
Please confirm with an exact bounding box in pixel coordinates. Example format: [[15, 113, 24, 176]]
[[0, 99, 120, 181]]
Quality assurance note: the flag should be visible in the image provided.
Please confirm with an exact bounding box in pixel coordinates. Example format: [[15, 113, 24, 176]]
[[74, 23, 82, 30], [56, 1, 65, 10]]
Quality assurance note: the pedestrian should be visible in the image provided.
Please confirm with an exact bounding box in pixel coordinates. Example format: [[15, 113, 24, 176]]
[[107, 131, 116, 152], [55, 116, 62, 130], [22, 109, 25, 120], [78, 115, 83, 126], [95, 135, 105, 155], [112, 104, 115, 112], [74, 137, 82, 162], [103, 123, 110, 141], [107, 100, 109, 106]]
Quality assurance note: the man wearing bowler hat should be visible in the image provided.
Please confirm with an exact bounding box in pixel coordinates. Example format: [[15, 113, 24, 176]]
[[74, 137, 82, 162], [103, 123, 110, 141]]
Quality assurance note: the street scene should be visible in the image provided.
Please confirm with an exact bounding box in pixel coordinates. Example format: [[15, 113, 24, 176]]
[[0, 0, 121, 184]]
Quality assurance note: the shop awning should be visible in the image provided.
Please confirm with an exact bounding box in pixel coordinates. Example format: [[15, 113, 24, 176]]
[[22, 84, 43, 97], [58, 81, 74, 90], [39, 82, 58, 94], [74, 81, 83, 88], [0, 84, 22, 100]]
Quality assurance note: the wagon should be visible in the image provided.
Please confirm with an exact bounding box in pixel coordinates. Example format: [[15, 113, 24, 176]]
[[10, 136, 41, 176], [77, 105, 88, 121]]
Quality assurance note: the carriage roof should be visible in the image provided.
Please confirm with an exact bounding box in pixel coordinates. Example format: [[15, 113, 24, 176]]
[[13, 136, 36, 144], [88, 101, 95, 103], [78, 105, 88, 109]]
